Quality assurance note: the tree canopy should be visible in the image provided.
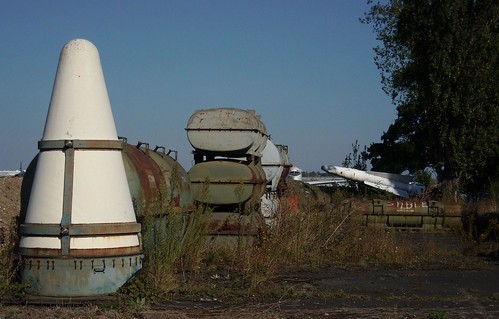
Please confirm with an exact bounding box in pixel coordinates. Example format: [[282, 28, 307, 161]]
[[363, 0, 499, 199]]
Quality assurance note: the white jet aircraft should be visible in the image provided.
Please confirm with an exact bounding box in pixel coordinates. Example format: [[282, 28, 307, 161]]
[[321, 165, 425, 198]]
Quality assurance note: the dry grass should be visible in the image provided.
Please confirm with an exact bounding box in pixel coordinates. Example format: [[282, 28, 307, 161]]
[[1, 180, 497, 305]]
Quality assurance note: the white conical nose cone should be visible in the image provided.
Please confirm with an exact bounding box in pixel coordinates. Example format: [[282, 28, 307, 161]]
[[42, 39, 117, 140], [43, 39, 117, 140], [21, 39, 139, 251]]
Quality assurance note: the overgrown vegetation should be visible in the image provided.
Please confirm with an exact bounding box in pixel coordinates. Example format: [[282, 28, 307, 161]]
[[117, 181, 497, 305], [119, 204, 211, 303], [362, 0, 499, 198], [1, 181, 497, 309], [0, 216, 25, 299]]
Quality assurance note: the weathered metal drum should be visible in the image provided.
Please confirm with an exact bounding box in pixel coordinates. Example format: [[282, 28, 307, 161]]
[[188, 160, 266, 206], [186, 108, 268, 156], [121, 143, 193, 217], [261, 139, 282, 185], [121, 143, 194, 254]]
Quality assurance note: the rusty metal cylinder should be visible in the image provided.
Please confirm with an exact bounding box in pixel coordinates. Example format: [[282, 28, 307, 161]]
[[121, 143, 193, 218]]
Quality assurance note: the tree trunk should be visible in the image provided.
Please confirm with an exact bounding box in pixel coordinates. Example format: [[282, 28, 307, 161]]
[[441, 168, 461, 202]]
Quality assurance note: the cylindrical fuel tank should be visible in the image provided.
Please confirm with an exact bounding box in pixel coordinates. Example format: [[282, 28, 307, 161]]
[[188, 160, 266, 206], [261, 139, 282, 185], [277, 144, 292, 179], [186, 108, 268, 156], [121, 143, 193, 217]]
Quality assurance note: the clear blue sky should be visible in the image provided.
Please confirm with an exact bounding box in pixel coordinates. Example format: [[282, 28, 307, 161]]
[[0, 0, 395, 172]]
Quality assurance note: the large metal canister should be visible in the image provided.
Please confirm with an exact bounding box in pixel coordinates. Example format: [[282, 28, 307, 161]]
[[121, 143, 193, 217], [188, 160, 266, 206], [18, 155, 140, 298], [275, 144, 292, 192], [18, 142, 144, 298], [277, 144, 291, 178], [186, 108, 268, 156], [261, 139, 282, 185], [121, 143, 193, 255]]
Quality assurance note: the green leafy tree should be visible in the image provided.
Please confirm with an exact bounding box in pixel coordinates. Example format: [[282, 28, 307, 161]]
[[342, 140, 369, 193], [342, 140, 368, 170], [363, 0, 499, 199]]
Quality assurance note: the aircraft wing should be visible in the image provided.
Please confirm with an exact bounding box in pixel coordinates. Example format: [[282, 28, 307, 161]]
[[305, 180, 341, 186], [364, 181, 409, 198]]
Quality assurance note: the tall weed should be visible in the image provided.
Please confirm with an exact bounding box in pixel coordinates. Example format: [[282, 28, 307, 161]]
[[0, 217, 24, 297]]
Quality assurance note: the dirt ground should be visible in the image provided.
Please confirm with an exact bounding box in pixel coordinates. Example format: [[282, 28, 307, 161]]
[[1, 263, 497, 318], [1, 176, 498, 318]]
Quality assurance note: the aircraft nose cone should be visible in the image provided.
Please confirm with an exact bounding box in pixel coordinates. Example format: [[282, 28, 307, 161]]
[[321, 165, 335, 171]]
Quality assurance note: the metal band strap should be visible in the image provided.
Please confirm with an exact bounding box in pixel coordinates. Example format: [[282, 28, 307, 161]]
[[19, 222, 142, 237], [18, 246, 143, 258], [38, 139, 125, 151], [60, 146, 74, 255]]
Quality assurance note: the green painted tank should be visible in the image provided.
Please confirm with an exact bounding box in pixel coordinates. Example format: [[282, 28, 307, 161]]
[[186, 108, 268, 156], [188, 160, 266, 206]]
